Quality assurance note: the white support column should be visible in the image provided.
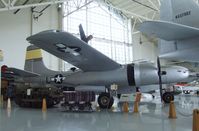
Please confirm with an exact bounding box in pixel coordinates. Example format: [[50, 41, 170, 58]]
[[58, 3, 64, 71], [0, 50, 3, 97]]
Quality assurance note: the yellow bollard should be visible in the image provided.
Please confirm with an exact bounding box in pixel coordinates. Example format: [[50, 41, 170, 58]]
[[42, 98, 47, 112], [193, 109, 199, 131], [133, 101, 139, 113], [7, 97, 11, 110], [168, 101, 177, 119], [135, 92, 142, 102], [123, 102, 129, 113]]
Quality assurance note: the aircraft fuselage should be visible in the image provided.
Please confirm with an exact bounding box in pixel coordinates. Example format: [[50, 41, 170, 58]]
[[21, 63, 189, 93]]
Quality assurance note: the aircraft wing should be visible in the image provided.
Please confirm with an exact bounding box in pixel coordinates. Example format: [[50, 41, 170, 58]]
[[140, 20, 199, 41], [27, 30, 121, 72], [8, 68, 40, 77]]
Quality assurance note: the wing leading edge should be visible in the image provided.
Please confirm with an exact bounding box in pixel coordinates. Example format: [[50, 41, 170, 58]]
[[140, 21, 199, 41], [27, 30, 121, 72]]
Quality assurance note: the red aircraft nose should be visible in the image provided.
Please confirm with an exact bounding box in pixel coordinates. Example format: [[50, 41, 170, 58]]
[[1, 65, 8, 73]]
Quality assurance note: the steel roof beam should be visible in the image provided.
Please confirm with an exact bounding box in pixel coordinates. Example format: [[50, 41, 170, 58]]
[[0, 0, 8, 7], [0, 0, 67, 12], [63, 0, 93, 17], [13, 0, 29, 14], [11, 0, 18, 6], [98, 1, 151, 20], [147, 0, 159, 12], [131, 0, 158, 12]]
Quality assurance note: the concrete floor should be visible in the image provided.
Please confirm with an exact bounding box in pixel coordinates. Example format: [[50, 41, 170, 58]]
[[0, 95, 198, 131]]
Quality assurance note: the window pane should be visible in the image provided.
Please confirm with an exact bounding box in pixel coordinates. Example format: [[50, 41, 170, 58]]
[[63, 1, 133, 70]]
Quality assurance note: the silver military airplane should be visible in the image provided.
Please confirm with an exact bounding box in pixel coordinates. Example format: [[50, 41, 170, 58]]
[[11, 23, 188, 109], [140, 0, 199, 62]]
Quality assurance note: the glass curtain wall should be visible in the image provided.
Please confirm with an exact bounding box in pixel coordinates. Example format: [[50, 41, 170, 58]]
[[62, 0, 133, 70]]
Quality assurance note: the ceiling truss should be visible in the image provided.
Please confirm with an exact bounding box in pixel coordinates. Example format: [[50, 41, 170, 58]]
[[0, 0, 67, 12]]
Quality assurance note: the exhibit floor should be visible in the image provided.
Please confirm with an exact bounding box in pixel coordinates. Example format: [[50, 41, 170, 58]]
[[0, 95, 197, 131]]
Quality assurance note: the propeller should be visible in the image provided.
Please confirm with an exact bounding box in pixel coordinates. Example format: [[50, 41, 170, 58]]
[[79, 24, 93, 43], [157, 57, 163, 102]]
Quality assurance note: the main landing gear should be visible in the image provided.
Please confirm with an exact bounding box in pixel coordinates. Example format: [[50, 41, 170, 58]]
[[97, 92, 114, 109], [162, 92, 174, 103]]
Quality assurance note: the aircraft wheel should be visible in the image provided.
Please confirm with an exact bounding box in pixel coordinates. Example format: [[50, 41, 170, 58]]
[[163, 92, 174, 103], [98, 93, 114, 109], [184, 90, 187, 94]]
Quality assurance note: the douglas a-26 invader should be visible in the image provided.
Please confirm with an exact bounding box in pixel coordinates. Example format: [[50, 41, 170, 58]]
[[6, 25, 190, 109]]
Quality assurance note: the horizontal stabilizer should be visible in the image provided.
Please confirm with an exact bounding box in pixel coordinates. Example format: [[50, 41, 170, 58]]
[[8, 68, 40, 77], [140, 21, 199, 41]]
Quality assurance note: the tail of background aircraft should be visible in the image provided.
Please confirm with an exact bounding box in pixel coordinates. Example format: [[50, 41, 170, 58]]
[[158, 0, 199, 56], [160, 0, 199, 28], [24, 45, 52, 75]]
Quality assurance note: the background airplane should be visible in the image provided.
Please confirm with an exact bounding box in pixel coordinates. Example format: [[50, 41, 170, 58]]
[[175, 85, 199, 95], [140, 0, 199, 62]]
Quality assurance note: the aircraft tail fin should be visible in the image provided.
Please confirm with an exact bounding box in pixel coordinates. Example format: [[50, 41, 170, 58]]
[[161, 0, 199, 28], [24, 45, 50, 75], [160, 0, 173, 21], [79, 24, 93, 43]]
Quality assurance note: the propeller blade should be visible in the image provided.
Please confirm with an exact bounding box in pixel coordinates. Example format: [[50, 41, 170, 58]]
[[157, 57, 163, 102]]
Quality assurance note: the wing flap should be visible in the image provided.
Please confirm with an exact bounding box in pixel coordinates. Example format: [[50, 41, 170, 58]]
[[27, 30, 120, 72], [140, 21, 199, 41]]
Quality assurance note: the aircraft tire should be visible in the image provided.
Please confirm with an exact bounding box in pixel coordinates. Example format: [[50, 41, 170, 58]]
[[98, 93, 114, 109], [162, 92, 174, 103]]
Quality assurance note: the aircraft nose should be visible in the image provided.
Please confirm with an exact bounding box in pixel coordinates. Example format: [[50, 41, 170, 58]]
[[162, 66, 190, 84], [179, 67, 190, 79]]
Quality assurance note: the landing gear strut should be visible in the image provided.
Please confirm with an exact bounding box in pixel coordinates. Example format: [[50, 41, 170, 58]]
[[97, 92, 114, 109], [162, 92, 174, 103]]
